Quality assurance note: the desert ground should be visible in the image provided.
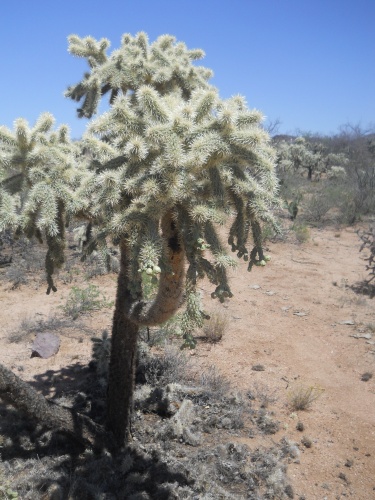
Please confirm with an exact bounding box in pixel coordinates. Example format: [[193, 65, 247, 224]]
[[0, 221, 374, 499]]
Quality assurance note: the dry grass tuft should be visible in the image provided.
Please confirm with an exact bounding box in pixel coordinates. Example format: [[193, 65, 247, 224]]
[[288, 385, 324, 411], [202, 309, 229, 343]]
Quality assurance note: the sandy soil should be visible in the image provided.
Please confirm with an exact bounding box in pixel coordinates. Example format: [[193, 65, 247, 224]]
[[0, 224, 374, 499]]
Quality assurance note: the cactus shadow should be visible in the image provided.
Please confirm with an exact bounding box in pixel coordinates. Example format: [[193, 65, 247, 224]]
[[350, 280, 375, 298]]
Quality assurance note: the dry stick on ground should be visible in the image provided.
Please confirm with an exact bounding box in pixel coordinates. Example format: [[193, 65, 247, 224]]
[[0, 362, 115, 451]]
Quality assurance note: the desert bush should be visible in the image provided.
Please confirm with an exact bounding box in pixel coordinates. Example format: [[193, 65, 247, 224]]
[[3, 267, 27, 289], [327, 166, 347, 180], [291, 223, 310, 243], [288, 385, 324, 411], [62, 284, 113, 319], [261, 222, 278, 242], [199, 365, 231, 398], [248, 382, 278, 409], [137, 344, 191, 387], [275, 126, 375, 226], [283, 196, 302, 220], [303, 192, 333, 223], [83, 249, 119, 279], [59, 263, 81, 284], [10, 314, 73, 343], [90, 334, 191, 389], [333, 125, 375, 219], [358, 225, 375, 283], [275, 135, 347, 181], [256, 409, 280, 434]]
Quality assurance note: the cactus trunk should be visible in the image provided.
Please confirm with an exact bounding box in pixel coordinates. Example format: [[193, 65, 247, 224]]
[[106, 239, 139, 445], [106, 212, 185, 446]]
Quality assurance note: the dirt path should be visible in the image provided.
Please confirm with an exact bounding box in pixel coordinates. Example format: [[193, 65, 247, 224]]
[[1, 225, 374, 498], [195, 225, 375, 499]]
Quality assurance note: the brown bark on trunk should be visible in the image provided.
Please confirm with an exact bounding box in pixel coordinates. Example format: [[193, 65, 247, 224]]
[[106, 241, 139, 446], [106, 211, 185, 448]]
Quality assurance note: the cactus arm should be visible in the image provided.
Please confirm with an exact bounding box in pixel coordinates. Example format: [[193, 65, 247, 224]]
[[125, 211, 185, 326]]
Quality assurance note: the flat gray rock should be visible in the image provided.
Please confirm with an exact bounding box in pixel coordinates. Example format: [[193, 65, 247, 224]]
[[350, 333, 372, 340], [31, 332, 60, 358], [293, 311, 308, 317]]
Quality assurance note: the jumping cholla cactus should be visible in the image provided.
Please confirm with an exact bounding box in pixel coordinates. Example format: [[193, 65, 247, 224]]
[[276, 136, 347, 180], [68, 32, 279, 309], [0, 32, 280, 448], [64, 32, 280, 445], [0, 113, 80, 292], [358, 225, 375, 283]]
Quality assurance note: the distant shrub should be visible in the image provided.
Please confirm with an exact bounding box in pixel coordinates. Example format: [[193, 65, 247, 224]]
[[4, 267, 28, 289], [283, 193, 303, 220], [303, 192, 333, 223], [291, 223, 310, 243], [358, 225, 375, 283], [327, 166, 346, 180]]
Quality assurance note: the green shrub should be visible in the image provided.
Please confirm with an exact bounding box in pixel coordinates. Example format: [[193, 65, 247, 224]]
[[291, 223, 310, 243], [358, 225, 375, 283], [0, 478, 18, 499], [283, 193, 303, 220], [62, 284, 113, 319]]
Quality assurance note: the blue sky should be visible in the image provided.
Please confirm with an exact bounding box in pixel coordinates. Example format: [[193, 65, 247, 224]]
[[1, 0, 374, 138]]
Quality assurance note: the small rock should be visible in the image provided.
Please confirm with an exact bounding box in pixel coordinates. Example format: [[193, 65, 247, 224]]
[[350, 333, 372, 340], [361, 372, 373, 382], [31, 333, 60, 358], [296, 422, 304, 432], [294, 311, 308, 317], [301, 436, 312, 448], [284, 484, 294, 498], [252, 364, 265, 371], [338, 472, 348, 483]]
